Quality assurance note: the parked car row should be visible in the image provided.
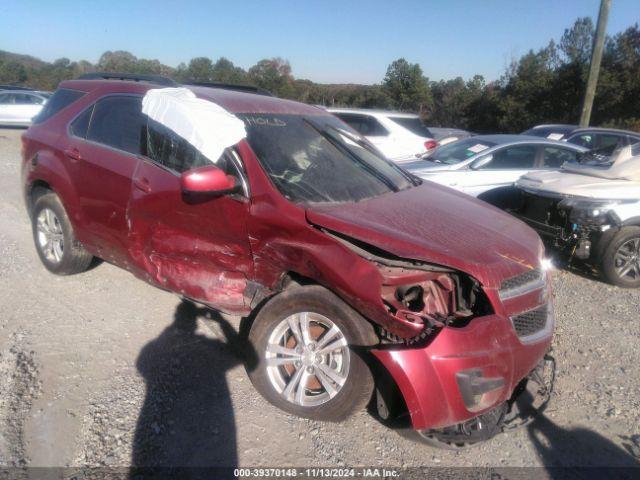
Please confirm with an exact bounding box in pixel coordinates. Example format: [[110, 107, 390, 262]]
[[20, 73, 555, 449], [401, 125, 640, 288]]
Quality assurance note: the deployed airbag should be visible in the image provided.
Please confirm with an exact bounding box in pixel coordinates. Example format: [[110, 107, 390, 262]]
[[142, 87, 246, 163]]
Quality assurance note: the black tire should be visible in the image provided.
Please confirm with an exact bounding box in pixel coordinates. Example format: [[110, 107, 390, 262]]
[[31, 192, 93, 275], [601, 226, 640, 288], [247, 285, 378, 421]]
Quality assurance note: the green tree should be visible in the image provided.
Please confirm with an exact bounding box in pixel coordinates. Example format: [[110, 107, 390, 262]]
[[184, 57, 215, 82], [248, 58, 295, 97], [0, 60, 27, 84], [211, 57, 247, 83], [560, 17, 595, 64], [382, 58, 431, 112]]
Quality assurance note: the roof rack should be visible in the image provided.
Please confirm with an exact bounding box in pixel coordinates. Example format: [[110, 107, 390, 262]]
[[76, 72, 178, 87], [183, 81, 273, 97]]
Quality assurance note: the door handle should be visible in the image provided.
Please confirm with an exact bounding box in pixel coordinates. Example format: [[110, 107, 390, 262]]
[[133, 177, 151, 194], [64, 148, 82, 162]]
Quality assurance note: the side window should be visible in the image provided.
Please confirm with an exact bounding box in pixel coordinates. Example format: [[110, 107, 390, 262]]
[[596, 134, 624, 155], [336, 114, 388, 137], [14, 94, 43, 105], [33, 88, 86, 124], [543, 147, 579, 168], [569, 133, 594, 149], [482, 145, 537, 169], [146, 119, 244, 179], [360, 116, 388, 136], [146, 119, 212, 173], [87, 96, 145, 155], [0, 94, 16, 105], [0, 94, 10, 105], [336, 114, 367, 135], [69, 106, 94, 138]]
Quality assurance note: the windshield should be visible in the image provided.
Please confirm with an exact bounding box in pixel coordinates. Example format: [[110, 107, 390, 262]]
[[240, 114, 417, 204], [428, 138, 496, 165], [388, 116, 433, 138]]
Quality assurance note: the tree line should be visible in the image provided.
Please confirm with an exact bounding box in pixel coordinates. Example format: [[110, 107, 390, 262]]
[[1, 17, 638, 133]]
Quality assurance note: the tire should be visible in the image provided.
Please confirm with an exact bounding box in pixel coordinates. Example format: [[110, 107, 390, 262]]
[[31, 192, 93, 275], [601, 226, 640, 288], [247, 285, 378, 421]]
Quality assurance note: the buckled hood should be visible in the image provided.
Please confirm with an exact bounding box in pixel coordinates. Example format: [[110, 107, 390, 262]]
[[306, 182, 543, 289]]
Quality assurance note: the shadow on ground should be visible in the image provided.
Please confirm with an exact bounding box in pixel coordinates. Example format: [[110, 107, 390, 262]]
[[130, 300, 257, 475], [528, 414, 639, 478]]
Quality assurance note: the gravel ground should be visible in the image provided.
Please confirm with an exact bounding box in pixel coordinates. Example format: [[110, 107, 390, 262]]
[[0, 127, 639, 476]]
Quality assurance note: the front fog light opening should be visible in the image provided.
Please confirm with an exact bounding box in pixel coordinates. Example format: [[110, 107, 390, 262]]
[[456, 369, 505, 412]]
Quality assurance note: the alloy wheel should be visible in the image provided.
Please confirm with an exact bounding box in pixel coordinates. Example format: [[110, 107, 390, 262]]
[[265, 312, 350, 407], [614, 237, 640, 281], [36, 208, 64, 264]]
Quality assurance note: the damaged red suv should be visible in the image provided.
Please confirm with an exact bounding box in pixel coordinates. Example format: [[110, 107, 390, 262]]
[[22, 73, 554, 446]]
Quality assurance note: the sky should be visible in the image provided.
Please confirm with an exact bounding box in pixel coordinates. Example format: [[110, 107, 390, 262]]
[[0, 0, 638, 84]]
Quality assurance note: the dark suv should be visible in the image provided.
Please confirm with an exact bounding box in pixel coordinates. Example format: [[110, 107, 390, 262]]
[[21, 73, 554, 446]]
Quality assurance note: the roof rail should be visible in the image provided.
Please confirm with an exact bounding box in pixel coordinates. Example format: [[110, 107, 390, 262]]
[[76, 72, 178, 87], [183, 81, 274, 97]]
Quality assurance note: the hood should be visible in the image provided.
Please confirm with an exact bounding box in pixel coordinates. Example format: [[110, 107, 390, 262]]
[[517, 170, 640, 200], [306, 182, 542, 289]]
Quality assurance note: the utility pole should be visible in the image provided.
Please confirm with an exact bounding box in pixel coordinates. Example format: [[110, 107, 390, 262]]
[[579, 0, 612, 127]]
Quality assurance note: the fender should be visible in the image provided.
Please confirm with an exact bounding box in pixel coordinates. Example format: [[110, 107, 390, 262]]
[[24, 147, 90, 245]]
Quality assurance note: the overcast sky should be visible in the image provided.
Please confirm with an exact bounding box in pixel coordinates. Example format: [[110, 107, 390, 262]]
[[1, 0, 638, 84]]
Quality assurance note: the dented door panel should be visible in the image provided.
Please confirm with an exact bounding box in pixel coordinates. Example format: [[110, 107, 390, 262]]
[[126, 158, 253, 313]]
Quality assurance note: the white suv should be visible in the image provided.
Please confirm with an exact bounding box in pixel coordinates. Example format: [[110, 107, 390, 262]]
[[327, 108, 438, 163]]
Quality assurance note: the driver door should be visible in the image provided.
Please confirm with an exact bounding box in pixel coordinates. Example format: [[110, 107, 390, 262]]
[[126, 120, 254, 313]]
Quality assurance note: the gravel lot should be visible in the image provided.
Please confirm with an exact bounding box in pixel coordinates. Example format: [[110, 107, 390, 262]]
[[0, 127, 639, 476]]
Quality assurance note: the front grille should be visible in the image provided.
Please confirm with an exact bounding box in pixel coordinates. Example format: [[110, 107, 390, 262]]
[[500, 268, 542, 291], [499, 268, 544, 300], [511, 305, 548, 338]]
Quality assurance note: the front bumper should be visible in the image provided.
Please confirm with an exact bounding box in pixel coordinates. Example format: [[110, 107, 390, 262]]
[[372, 301, 553, 431]]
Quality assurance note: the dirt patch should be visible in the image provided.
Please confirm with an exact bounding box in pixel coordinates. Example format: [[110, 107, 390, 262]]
[[0, 332, 41, 466]]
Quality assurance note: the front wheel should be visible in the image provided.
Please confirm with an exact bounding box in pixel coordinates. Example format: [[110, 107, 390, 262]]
[[246, 285, 377, 421], [601, 227, 640, 288]]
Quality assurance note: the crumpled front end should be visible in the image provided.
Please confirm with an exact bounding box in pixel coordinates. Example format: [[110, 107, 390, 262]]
[[372, 267, 554, 432]]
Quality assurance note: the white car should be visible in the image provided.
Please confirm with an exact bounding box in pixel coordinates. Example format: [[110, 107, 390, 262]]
[[403, 134, 587, 205], [0, 90, 48, 127], [327, 108, 438, 163], [513, 143, 640, 288]]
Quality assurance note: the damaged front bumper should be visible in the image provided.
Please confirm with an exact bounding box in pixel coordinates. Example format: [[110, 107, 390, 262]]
[[371, 309, 554, 435]]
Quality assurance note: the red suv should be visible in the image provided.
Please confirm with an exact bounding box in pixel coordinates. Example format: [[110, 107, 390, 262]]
[[21, 73, 554, 446]]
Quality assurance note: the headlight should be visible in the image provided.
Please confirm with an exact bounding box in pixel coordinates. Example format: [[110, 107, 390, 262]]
[[558, 198, 624, 226]]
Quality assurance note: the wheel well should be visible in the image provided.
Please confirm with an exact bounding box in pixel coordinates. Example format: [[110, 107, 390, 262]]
[[28, 180, 52, 213]]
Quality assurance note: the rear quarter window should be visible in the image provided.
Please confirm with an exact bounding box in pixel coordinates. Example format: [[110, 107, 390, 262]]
[[32, 88, 86, 124]]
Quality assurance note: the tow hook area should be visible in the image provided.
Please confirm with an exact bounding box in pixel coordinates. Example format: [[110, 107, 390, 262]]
[[414, 354, 556, 449], [503, 353, 556, 431]]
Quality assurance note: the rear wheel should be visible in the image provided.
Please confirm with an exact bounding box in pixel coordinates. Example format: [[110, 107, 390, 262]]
[[31, 192, 93, 275], [247, 285, 377, 421], [601, 227, 640, 288]]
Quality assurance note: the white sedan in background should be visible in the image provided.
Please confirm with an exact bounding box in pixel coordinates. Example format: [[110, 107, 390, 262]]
[[327, 108, 439, 163], [0, 90, 48, 127], [403, 134, 588, 206]]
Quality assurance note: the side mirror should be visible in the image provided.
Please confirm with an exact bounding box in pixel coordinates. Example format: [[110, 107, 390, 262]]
[[469, 154, 493, 170], [180, 165, 239, 195]]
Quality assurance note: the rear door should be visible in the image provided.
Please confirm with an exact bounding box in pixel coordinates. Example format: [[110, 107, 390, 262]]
[[126, 119, 254, 313], [65, 94, 145, 265]]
